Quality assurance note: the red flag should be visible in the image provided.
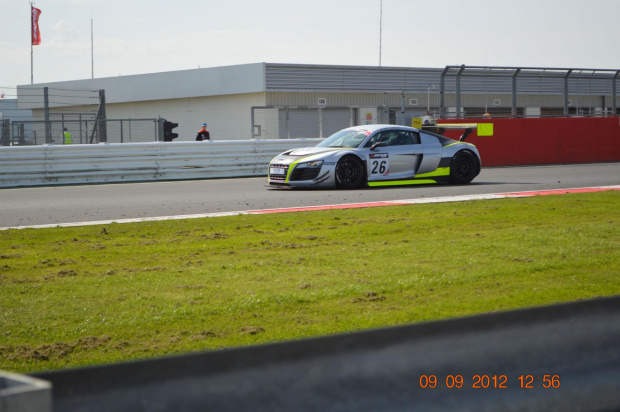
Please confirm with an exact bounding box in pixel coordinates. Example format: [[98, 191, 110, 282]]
[[31, 6, 42, 46]]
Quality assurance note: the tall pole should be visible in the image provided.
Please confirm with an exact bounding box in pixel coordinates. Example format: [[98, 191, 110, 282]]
[[427, 85, 430, 113], [379, 0, 383, 67], [30, 2, 34, 84]]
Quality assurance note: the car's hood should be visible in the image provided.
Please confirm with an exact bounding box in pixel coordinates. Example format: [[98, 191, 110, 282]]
[[286, 147, 341, 157], [271, 147, 342, 165]]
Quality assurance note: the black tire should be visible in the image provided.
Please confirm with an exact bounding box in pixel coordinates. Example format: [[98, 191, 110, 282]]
[[449, 150, 480, 184], [335, 155, 365, 189]]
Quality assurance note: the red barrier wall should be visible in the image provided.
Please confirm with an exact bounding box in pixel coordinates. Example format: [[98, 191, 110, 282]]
[[438, 117, 620, 167]]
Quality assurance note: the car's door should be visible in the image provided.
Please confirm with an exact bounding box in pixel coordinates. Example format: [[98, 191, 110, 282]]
[[365, 130, 423, 182]]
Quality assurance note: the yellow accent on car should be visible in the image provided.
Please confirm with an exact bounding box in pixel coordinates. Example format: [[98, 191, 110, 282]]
[[415, 167, 450, 178], [284, 151, 338, 182], [285, 160, 298, 182], [444, 142, 475, 148]]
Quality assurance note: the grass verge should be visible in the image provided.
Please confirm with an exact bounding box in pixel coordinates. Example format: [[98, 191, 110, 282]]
[[1, 191, 618, 373]]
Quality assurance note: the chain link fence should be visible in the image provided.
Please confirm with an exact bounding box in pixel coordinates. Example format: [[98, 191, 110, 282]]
[[2, 86, 100, 145], [2, 118, 162, 145], [1, 87, 161, 145]]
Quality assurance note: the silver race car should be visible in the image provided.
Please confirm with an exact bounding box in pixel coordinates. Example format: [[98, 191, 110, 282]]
[[268, 124, 481, 189]]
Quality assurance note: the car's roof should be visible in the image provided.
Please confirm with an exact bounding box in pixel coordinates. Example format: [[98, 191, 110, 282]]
[[343, 124, 419, 132]]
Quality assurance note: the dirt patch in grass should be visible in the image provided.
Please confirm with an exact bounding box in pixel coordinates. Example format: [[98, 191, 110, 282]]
[[1, 336, 112, 361]]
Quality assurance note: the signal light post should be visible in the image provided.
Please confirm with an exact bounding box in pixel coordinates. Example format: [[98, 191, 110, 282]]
[[161, 120, 178, 141]]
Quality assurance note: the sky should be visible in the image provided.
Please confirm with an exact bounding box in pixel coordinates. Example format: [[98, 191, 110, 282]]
[[1, 0, 619, 93]]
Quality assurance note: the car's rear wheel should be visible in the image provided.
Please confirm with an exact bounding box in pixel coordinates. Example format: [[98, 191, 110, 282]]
[[335, 155, 364, 189], [449, 150, 480, 184]]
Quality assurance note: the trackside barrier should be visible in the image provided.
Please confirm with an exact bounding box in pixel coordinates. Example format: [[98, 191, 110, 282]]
[[438, 117, 620, 166], [0, 372, 52, 412], [1, 117, 619, 188], [29, 296, 620, 411], [0, 140, 321, 188]]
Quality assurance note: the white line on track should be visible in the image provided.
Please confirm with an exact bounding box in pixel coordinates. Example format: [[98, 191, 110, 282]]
[[2, 185, 618, 231]]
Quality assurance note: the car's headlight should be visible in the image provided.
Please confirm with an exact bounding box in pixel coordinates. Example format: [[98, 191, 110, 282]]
[[297, 160, 324, 168]]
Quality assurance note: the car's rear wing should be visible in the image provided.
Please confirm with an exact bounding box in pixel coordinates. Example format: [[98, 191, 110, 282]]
[[422, 123, 494, 142]]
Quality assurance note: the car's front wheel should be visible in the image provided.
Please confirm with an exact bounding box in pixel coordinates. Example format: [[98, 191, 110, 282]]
[[335, 155, 364, 189], [449, 150, 480, 184]]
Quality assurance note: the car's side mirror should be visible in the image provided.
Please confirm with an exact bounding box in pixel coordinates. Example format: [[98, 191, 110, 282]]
[[371, 142, 387, 150]]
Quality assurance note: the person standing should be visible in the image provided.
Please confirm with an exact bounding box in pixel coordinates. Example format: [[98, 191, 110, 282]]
[[196, 123, 211, 141], [63, 128, 73, 144]]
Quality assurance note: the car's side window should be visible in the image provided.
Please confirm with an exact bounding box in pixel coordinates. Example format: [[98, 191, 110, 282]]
[[409, 131, 421, 145], [366, 131, 392, 147], [389, 132, 411, 146], [366, 130, 421, 147]]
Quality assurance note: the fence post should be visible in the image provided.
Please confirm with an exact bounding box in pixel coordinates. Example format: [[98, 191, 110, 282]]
[[18, 123, 25, 145], [455, 65, 465, 119], [79, 114, 83, 144], [318, 107, 323, 138], [157, 118, 164, 142], [44, 87, 51, 143], [1, 119, 10, 146], [286, 107, 290, 139], [61, 114, 65, 144], [439, 67, 448, 119], [400, 91, 406, 126], [250, 107, 256, 139], [98, 89, 108, 142], [512, 69, 520, 117], [613, 71, 619, 116], [564, 70, 572, 117]]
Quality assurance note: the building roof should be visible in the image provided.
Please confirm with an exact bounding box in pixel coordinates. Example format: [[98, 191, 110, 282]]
[[17, 63, 268, 107]]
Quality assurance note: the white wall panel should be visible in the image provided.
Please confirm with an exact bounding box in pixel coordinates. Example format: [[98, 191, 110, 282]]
[[104, 93, 267, 141]]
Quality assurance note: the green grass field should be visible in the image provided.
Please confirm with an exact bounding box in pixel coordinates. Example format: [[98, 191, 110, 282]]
[[1, 191, 618, 373]]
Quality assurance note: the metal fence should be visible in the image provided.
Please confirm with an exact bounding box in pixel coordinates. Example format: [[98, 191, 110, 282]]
[[0, 87, 165, 145], [1, 86, 98, 145], [5, 118, 161, 145], [439, 66, 619, 119]]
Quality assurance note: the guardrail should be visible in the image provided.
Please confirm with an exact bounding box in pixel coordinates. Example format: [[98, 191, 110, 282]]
[[2, 117, 619, 188], [0, 139, 320, 188]]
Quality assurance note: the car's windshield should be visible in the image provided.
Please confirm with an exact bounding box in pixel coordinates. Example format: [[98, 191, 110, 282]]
[[316, 130, 369, 148]]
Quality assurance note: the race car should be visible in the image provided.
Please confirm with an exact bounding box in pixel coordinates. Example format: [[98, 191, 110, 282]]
[[267, 124, 481, 189]]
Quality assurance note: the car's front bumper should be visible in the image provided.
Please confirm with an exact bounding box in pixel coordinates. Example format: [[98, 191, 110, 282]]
[[268, 162, 336, 188]]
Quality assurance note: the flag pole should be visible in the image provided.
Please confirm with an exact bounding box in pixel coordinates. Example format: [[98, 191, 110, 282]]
[[91, 14, 94, 79], [30, 2, 34, 84], [379, 0, 383, 67]]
